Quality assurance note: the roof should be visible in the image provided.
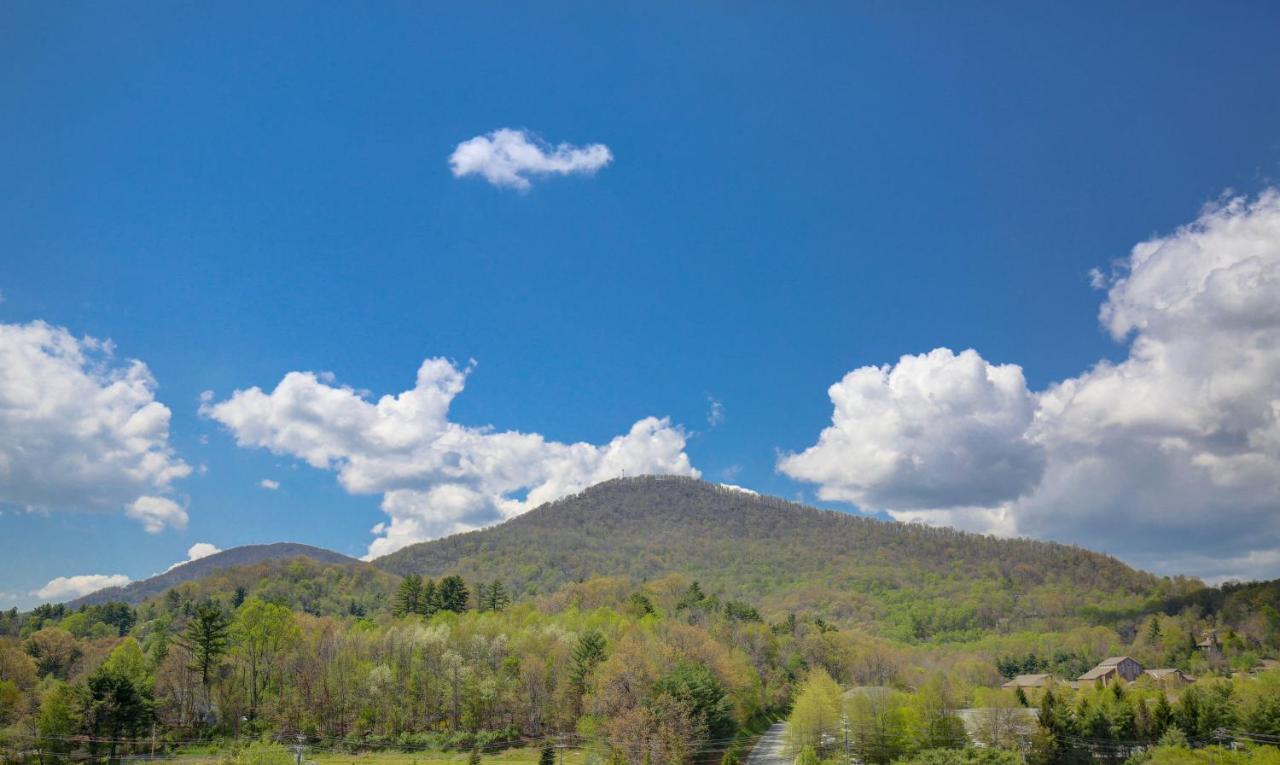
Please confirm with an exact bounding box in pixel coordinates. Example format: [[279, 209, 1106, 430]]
[[1079, 666, 1119, 680], [1002, 674, 1053, 688], [1097, 656, 1137, 666], [1144, 668, 1191, 680]]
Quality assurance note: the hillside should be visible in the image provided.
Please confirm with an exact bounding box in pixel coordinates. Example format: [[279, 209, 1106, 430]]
[[67, 542, 359, 608], [374, 476, 1175, 640]]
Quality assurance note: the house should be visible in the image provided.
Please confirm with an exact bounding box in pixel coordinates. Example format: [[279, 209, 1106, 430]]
[[1079, 656, 1143, 685], [1143, 668, 1194, 686], [1002, 673, 1054, 690], [1197, 631, 1222, 658]]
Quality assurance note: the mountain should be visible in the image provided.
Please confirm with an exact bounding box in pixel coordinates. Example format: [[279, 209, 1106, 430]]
[[374, 476, 1173, 640], [67, 542, 359, 608]]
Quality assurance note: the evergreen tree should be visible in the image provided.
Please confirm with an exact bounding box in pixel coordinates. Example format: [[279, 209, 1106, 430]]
[[484, 580, 511, 612], [395, 574, 424, 617], [469, 747, 482, 765], [540, 740, 556, 765], [438, 576, 470, 613], [570, 630, 607, 703], [419, 578, 439, 616], [475, 582, 490, 612], [179, 601, 230, 690]]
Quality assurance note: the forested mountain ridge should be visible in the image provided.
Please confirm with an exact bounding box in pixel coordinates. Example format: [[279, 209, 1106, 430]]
[[66, 543, 359, 608], [373, 476, 1178, 641]]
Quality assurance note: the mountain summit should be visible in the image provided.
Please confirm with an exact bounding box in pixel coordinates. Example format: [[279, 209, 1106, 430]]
[[374, 476, 1163, 637]]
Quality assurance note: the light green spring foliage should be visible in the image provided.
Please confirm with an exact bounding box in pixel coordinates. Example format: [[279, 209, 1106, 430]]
[[794, 745, 820, 765], [786, 667, 843, 754], [894, 748, 1021, 765], [223, 742, 296, 765], [1134, 746, 1280, 765]]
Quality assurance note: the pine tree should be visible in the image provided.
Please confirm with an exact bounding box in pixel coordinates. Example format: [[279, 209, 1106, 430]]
[[469, 747, 482, 765], [570, 630, 607, 698], [475, 582, 490, 612], [539, 740, 556, 765], [179, 601, 230, 689], [438, 575, 470, 613], [485, 580, 511, 612], [395, 575, 424, 617], [418, 578, 439, 616]]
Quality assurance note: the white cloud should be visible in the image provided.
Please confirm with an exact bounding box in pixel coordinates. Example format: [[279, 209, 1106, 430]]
[[126, 496, 187, 533], [782, 190, 1280, 581], [260, 479, 280, 490], [779, 348, 1044, 510], [718, 483, 758, 496], [707, 396, 725, 427], [34, 574, 131, 601], [0, 321, 191, 532], [165, 542, 222, 572], [449, 128, 612, 190], [204, 358, 697, 558]]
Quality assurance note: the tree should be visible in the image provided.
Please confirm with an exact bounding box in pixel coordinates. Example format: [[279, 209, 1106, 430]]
[[103, 637, 151, 690], [438, 576, 470, 613], [540, 740, 556, 765], [482, 580, 511, 612], [419, 578, 440, 616], [650, 662, 735, 742], [84, 666, 152, 762], [571, 630, 607, 699], [395, 575, 424, 618], [181, 601, 230, 690], [787, 667, 842, 756], [36, 681, 81, 758], [231, 598, 300, 719]]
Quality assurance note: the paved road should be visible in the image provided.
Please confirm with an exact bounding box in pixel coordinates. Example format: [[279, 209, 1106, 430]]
[[746, 722, 791, 765]]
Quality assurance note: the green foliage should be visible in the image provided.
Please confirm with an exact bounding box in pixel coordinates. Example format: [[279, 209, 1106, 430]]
[[439, 575, 470, 613], [375, 477, 1170, 640], [223, 741, 296, 765], [787, 667, 843, 756], [571, 629, 607, 697], [182, 601, 231, 688], [895, 749, 1021, 765], [650, 662, 736, 741], [540, 740, 556, 765]]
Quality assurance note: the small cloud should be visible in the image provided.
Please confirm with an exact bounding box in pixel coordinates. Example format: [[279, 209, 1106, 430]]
[[706, 396, 725, 427], [449, 128, 612, 190], [126, 496, 188, 533], [718, 483, 758, 496], [165, 542, 222, 572], [1088, 267, 1107, 289], [260, 479, 280, 491], [34, 573, 131, 601], [719, 464, 742, 480]]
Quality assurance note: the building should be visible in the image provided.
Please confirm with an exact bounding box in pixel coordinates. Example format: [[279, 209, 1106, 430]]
[[1143, 668, 1194, 687], [1079, 656, 1143, 685], [1197, 631, 1222, 659], [1002, 673, 1054, 690]]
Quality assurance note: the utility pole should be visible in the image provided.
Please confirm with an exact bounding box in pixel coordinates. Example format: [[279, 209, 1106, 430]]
[[294, 733, 306, 765], [843, 713, 851, 765]]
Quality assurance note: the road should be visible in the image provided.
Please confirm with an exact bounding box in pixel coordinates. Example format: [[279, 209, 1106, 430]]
[[746, 722, 791, 765]]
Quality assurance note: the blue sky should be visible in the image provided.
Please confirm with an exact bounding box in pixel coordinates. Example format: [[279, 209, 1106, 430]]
[[3, 2, 1280, 607]]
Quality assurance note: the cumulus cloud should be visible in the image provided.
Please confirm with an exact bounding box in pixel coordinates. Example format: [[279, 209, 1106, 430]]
[[449, 128, 612, 190], [203, 359, 697, 558], [781, 190, 1280, 580], [34, 574, 131, 601], [779, 348, 1045, 510], [0, 321, 191, 531], [165, 542, 222, 572], [260, 479, 280, 490]]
